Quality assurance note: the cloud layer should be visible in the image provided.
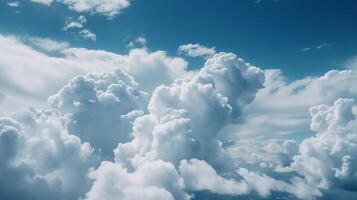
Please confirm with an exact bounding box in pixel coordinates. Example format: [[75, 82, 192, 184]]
[[1, 34, 357, 199]]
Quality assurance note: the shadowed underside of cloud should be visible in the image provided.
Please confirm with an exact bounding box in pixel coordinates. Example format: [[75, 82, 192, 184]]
[[1, 34, 357, 199]]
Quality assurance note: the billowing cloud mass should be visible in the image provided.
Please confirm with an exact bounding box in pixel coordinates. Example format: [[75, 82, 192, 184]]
[[2, 33, 357, 199], [86, 160, 189, 200], [31, 0, 130, 17], [48, 69, 148, 157], [292, 98, 357, 191], [113, 52, 264, 169], [0, 109, 99, 199]]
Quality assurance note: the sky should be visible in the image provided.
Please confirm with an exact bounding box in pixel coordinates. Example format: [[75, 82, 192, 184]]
[[1, 0, 357, 200], [1, 0, 357, 77]]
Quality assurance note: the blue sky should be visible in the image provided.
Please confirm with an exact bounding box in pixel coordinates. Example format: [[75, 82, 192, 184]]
[[1, 0, 357, 78], [1, 1, 357, 200]]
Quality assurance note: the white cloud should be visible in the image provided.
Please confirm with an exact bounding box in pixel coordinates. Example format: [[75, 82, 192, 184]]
[[0, 34, 188, 115], [3, 32, 357, 199], [31, 0, 53, 6], [302, 47, 311, 52], [86, 52, 267, 200], [136, 36, 146, 46], [301, 43, 331, 52], [61, 47, 188, 93], [31, 0, 130, 18], [7, 1, 19, 7], [316, 42, 331, 49], [86, 160, 189, 200], [63, 16, 95, 42], [128, 36, 147, 48], [228, 139, 299, 171], [0, 35, 87, 114], [0, 108, 99, 199], [292, 98, 357, 191], [238, 168, 322, 199], [228, 69, 357, 139], [120, 48, 188, 92], [79, 29, 96, 41], [29, 37, 69, 52], [178, 43, 216, 58], [63, 15, 86, 30], [179, 159, 250, 195], [48, 69, 148, 157], [114, 52, 264, 170]]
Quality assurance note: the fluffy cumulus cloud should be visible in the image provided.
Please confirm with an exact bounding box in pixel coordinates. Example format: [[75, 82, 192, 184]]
[[86, 160, 189, 200], [178, 43, 216, 58], [0, 108, 99, 199], [3, 32, 357, 199], [113, 52, 264, 169], [48, 69, 148, 157], [86, 52, 269, 199], [292, 98, 357, 192], [0, 34, 193, 198]]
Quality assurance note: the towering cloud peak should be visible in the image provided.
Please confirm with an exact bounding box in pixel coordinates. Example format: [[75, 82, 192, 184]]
[[84, 52, 265, 199], [292, 98, 357, 191]]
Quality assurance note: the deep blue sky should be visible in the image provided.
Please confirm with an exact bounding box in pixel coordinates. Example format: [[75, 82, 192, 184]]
[[1, 0, 357, 79]]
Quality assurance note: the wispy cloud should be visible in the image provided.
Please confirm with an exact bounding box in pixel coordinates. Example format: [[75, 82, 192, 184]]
[[127, 36, 147, 48], [316, 42, 331, 49], [63, 15, 86, 31], [63, 16, 96, 42], [29, 37, 69, 52], [301, 47, 311, 52], [7, 1, 20, 7], [79, 29, 96, 41], [255, 0, 279, 4], [31, 0, 52, 6], [302, 42, 332, 52], [30, 0, 130, 18], [178, 43, 216, 58]]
